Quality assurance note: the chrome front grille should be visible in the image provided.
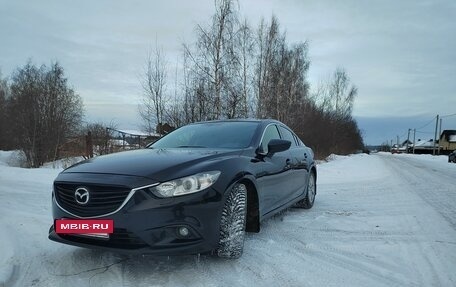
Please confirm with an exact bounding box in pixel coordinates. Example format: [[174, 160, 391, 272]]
[[54, 183, 131, 217]]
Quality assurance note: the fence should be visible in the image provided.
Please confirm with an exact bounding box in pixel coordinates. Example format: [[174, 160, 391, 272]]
[[58, 129, 161, 160]]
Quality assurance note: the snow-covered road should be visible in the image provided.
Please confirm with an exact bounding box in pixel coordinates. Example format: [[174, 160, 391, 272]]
[[1, 152, 456, 287]]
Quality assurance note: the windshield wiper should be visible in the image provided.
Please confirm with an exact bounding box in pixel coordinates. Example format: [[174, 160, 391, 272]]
[[176, 145, 207, 148]]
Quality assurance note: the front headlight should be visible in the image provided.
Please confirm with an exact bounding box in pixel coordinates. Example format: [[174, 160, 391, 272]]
[[150, 171, 221, 198]]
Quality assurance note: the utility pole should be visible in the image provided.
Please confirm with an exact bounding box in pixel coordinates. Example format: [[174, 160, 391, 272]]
[[438, 118, 442, 155], [433, 114, 439, 156], [406, 128, 411, 153], [412, 129, 416, 154], [397, 135, 399, 152]]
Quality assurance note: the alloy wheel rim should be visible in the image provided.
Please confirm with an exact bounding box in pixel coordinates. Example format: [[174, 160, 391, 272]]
[[308, 174, 315, 203]]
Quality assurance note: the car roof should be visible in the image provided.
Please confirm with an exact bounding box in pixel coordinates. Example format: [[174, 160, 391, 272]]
[[190, 118, 282, 125]]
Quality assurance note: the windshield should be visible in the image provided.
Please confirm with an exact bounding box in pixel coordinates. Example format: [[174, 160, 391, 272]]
[[151, 121, 259, 149]]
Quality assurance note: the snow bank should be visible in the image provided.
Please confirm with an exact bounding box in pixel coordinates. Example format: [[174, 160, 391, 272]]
[[41, 157, 85, 169], [0, 150, 84, 169], [0, 150, 27, 167], [394, 152, 451, 164], [317, 153, 389, 184]]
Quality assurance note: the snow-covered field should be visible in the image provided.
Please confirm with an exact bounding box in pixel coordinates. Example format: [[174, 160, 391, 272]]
[[1, 151, 456, 287]]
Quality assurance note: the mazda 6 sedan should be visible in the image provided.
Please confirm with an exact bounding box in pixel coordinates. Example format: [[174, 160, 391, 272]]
[[49, 119, 317, 259]]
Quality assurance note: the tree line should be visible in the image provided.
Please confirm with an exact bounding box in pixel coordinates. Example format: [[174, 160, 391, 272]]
[[140, 0, 364, 158], [0, 63, 83, 167], [0, 0, 364, 167]]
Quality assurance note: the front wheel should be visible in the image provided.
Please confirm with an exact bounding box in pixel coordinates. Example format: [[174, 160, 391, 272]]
[[296, 172, 316, 209], [216, 183, 247, 259]]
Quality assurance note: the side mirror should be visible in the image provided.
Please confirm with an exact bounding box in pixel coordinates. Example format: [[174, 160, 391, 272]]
[[267, 139, 291, 155]]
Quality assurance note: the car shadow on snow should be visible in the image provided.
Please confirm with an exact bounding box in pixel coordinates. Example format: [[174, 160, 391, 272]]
[[47, 243, 244, 284]]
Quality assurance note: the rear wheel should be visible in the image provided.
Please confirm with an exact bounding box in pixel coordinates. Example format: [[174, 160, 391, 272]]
[[296, 172, 316, 209], [216, 183, 247, 259]]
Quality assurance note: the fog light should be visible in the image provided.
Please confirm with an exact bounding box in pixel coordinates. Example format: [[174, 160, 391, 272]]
[[178, 226, 189, 237]]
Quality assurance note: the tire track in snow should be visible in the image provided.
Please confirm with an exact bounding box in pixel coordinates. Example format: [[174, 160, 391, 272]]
[[378, 154, 456, 286], [277, 216, 417, 286], [381, 155, 456, 229]]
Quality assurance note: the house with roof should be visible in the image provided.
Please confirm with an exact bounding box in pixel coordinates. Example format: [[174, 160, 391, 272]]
[[440, 130, 456, 154], [412, 139, 436, 154], [402, 139, 413, 147]]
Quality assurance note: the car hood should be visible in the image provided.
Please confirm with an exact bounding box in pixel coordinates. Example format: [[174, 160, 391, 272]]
[[62, 148, 242, 180]]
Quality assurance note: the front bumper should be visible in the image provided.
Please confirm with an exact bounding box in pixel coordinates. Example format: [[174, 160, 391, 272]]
[[49, 187, 224, 255]]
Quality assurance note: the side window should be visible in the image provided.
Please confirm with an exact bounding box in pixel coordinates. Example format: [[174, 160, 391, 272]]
[[279, 126, 297, 147], [260, 125, 281, 153]]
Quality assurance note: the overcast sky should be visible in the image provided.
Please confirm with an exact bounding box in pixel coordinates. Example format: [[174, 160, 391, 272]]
[[1, 0, 455, 144]]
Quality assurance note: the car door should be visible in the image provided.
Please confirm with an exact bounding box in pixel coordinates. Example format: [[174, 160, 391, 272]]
[[278, 125, 309, 200], [255, 124, 295, 216]]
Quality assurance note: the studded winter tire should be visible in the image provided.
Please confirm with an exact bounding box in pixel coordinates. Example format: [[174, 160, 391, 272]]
[[296, 172, 316, 209], [216, 183, 247, 259]]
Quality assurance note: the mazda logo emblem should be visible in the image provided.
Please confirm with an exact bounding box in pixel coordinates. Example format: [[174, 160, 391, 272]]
[[75, 187, 90, 205]]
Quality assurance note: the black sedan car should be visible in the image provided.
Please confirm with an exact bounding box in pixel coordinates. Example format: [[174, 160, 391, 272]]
[[49, 119, 317, 259], [449, 151, 456, 163]]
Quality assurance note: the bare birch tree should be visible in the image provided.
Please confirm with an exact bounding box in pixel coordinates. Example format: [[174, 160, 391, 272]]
[[254, 16, 283, 119], [139, 44, 167, 133], [183, 0, 239, 120], [233, 18, 254, 118]]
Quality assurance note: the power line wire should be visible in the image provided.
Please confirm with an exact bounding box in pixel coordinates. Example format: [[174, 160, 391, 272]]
[[416, 116, 437, 130], [441, 113, 456, 119]]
